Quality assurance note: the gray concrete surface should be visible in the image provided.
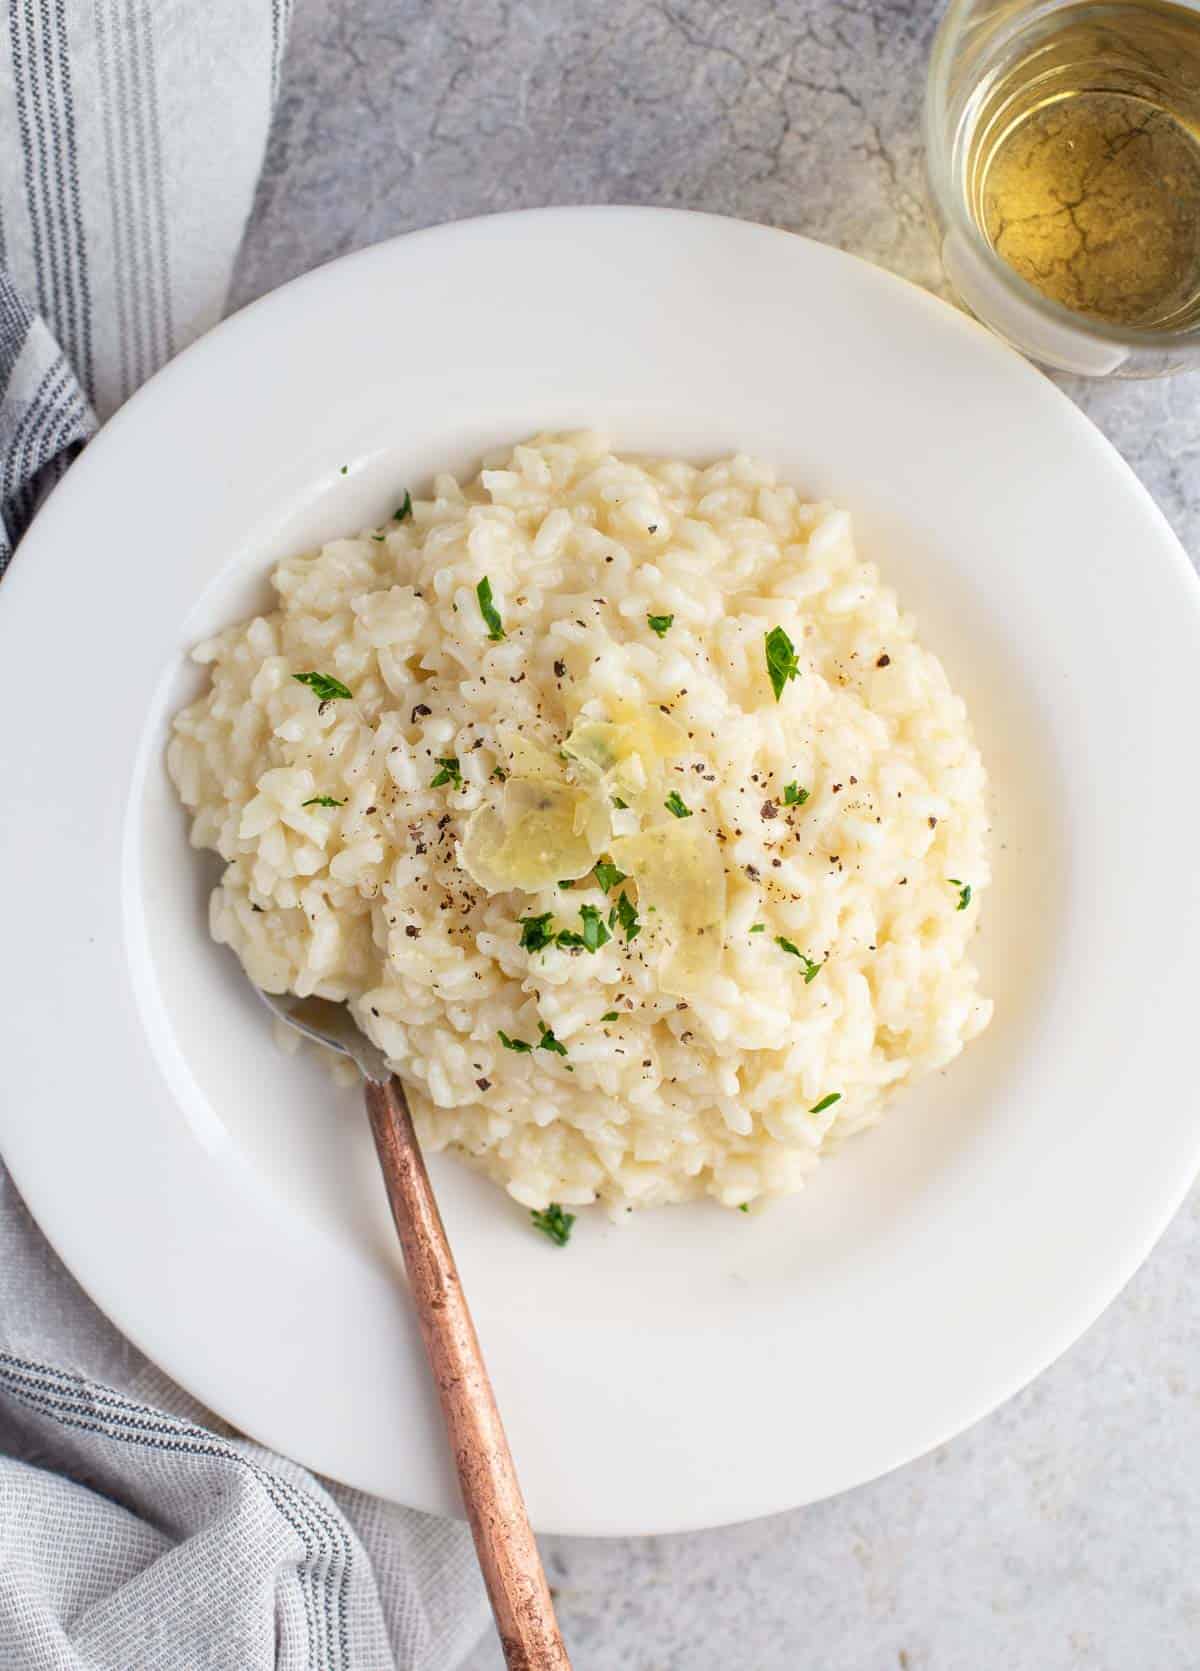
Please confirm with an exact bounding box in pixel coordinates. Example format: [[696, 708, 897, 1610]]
[[233, 4, 1200, 1666]]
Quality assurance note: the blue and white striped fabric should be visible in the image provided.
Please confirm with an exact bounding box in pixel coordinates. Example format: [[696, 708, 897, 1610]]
[[0, 270, 91, 576], [0, 1173, 488, 1671], [0, 6, 490, 1668], [0, 0, 289, 570]]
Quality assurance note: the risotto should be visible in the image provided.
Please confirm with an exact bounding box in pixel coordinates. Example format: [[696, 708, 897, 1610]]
[[168, 434, 991, 1213]]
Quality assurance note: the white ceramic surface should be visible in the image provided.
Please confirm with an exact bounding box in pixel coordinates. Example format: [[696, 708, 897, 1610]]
[[2, 208, 1199, 1537]]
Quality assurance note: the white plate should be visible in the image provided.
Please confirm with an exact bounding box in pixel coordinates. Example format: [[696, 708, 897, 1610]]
[[3, 208, 1199, 1537]]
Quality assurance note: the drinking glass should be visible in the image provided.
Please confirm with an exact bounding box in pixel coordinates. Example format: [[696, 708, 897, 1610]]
[[924, 0, 1200, 376]]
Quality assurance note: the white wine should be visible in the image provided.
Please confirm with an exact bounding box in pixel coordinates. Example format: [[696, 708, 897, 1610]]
[[958, 0, 1200, 329]]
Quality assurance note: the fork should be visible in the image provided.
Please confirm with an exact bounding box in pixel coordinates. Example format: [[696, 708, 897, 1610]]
[[259, 989, 571, 1671]]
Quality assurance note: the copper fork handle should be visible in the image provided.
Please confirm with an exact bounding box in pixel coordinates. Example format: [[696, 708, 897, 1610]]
[[364, 1076, 571, 1671]]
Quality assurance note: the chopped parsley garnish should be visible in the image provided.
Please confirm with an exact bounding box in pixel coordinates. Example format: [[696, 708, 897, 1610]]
[[611, 796, 629, 810], [339, 465, 348, 475], [647, 613, 674, 637], [593, 857, 627, 893], [538, 1023, 568, 1057], [518, 913, 556, 953], [578, 903, 611, 952], [556, 904, 612, 953], [371, 533, 385, 543], [476, 577, 505, 641], [490, 765, 508, 783], [738, 1203, 750, 1213], [498, 1030, 533, 1053], [394, 491, 413, 522], [783, 782, 809, 806], [558, 879, 575, 889], [948, 879, 972, 911], [664, 791, 692, 819], [530, 1203, 574, 1246], [776, 938, 823, 982], [810, 1093, 842, 1114], [764, 626, 800, 702], [601, 1010, 619, 1022], [293, 670, 352, 701], [430, 756, 462, 790], [301, 795, 345, 808], [614, 891, 640, 942], [750, 923, 765, 933]]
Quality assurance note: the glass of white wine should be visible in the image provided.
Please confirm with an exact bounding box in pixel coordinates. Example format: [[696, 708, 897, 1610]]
[[925, 0, 1200, 374]]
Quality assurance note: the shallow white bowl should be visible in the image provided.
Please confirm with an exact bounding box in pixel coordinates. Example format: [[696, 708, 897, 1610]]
[[2, 208, 1199, 1536]]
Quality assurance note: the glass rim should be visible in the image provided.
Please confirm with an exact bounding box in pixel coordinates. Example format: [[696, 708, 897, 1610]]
[[923, 0, 1200, 356]]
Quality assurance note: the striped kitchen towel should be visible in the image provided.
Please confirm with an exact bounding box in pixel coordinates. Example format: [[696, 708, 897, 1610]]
[[0, 1169, 489, 1671], [0, 5, 490, 1668], [0, 0, 288, 573]]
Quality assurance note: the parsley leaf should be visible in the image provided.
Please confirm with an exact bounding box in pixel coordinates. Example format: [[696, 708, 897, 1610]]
[[518, 913, 555, 953], [593, 857, 627, 893], [476, 577, 506, 642], [394, 491, 413, 522], [579, 903, 611, 952], [530, 1203, 574, 1246], [556, 904, 612, 953], [750, 923, 765, 933], [664, 790, 692, 819], [783, 782, 809, 806], [611, 796, 629, 810], [948, 879, 972, 911], [498, 1029, 533, 1053], [614, 891, 640, 942], [738, 1203, 750, 1213], [647, 613, 674, 637], [810, 1093, 842, 1114], [601, 1010, 620, 1022], [764, 626, 800, 701], [538, 1023, 568, 1057], [293, 671, 352, 701], [776, 937, 824, 982], [430, 756, 462, 790], [301, 795, 345, 808]]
